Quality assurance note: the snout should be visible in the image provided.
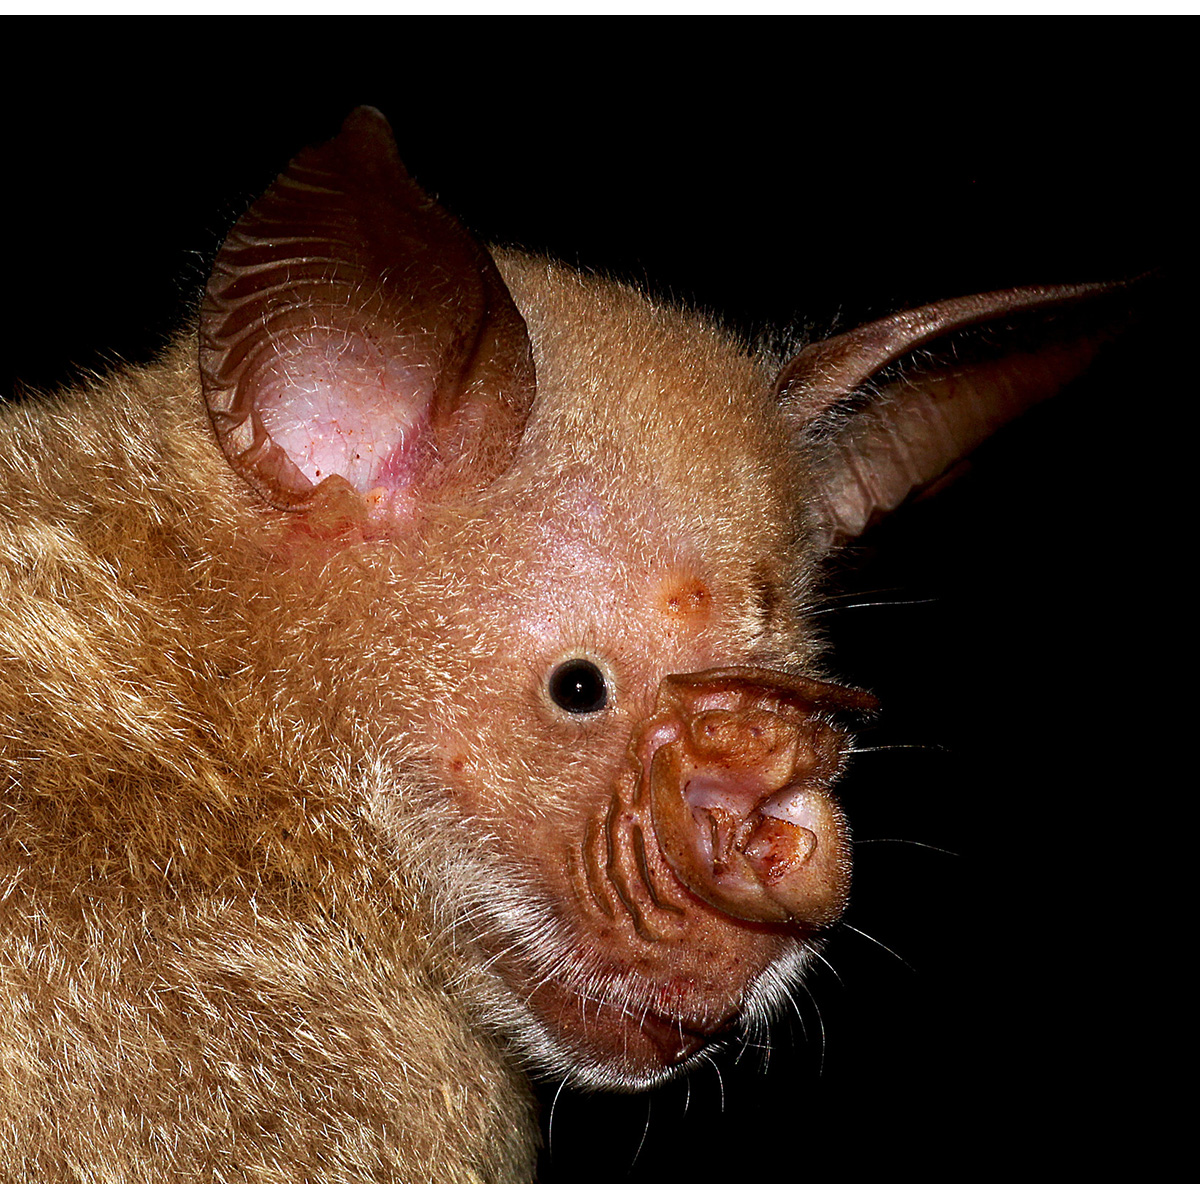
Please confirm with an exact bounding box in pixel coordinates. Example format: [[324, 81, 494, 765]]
[[633, 667, 877, 927]]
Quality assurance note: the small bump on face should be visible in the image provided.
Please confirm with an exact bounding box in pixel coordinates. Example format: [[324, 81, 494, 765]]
[[659, 575, 711, 619]]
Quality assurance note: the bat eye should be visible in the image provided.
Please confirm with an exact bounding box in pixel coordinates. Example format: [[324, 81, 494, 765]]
[[548, 658, 609, 715]]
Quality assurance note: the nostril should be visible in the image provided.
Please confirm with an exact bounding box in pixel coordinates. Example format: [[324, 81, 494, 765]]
[[690, 712, 742, 755]]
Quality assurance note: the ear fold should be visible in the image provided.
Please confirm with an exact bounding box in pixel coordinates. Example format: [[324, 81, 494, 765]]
[[200, 107, 535, 520], [779, 279, 1148, 544]]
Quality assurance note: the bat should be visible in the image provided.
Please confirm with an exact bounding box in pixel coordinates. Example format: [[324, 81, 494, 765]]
[[0, 105, 1164, 1182]]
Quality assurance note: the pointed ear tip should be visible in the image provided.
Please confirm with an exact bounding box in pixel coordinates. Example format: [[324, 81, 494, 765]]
[[338, 106, 400, 154], [343, 105, 391, 133]]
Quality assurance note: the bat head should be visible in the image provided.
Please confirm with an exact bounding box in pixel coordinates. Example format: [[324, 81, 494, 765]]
[[198, 108, 1141, 1087]]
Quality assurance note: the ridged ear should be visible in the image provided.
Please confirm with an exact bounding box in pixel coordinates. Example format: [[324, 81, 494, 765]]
[[778, 279, 1147, 545], [200, 107, 535, 522]]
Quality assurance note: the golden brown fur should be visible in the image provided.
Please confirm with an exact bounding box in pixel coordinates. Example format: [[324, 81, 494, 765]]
[[0, 341, 542, 1181]]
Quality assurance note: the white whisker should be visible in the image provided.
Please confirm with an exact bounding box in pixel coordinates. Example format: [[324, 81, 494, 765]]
[[793, 980, 826, 1076], [804, 943, 842, 987], [805, 595, 937, 617], [854, 837, 958, 856], [546, 1076, 568, 1160], [628, 1094, 652, 1175], [849, 742, 948, 754], [708, 1056, 726, 1114], [841, 921, 915, 971]]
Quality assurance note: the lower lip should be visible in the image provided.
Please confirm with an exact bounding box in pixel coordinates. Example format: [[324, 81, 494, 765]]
[[636, 1007, 734, 1067], [521, 970, 737, 1075], [643, 1008, 715, 1065]]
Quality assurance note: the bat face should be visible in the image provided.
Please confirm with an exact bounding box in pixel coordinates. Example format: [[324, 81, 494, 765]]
[[190, 95, 1122, 1090], [398, 258, 859, 1084], [338, 254, 868, 1086]]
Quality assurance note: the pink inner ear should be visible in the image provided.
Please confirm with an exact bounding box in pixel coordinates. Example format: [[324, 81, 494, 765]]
[[200, 107, 536, 520], [252, 326, 432, 497]]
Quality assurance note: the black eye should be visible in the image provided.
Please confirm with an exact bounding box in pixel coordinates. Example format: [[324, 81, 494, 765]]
[[548, 658, 609, 714]]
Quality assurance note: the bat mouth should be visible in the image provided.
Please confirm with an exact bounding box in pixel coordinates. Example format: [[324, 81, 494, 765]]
[[633, 1006, 737, 1068], [508, 966, 744, 1087]]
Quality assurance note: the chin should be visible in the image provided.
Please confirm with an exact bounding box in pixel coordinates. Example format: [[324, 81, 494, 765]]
[[474, 902, 821, 1091]]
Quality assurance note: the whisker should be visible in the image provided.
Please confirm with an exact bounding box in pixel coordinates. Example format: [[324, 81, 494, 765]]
[[782, 992, 806, 1065], [708, 1056, 726, 1114], [806, 585, 932, 606], [785, 986, 806, 1037], [628, 1094, 652, 1176], [729, 1034, 749, 1068], [804, 944, 842, 987], [793, 980, 825, 1076], [849, 743, 948, 754], [546, 1076, 568, 1162], [729, 1020, 771, 1077], [853, 837, 958, 856], [841, 921, 915, 972], [752, 1038, 771, 1075], [806, 595, 938, 618], [810, 586, 905, 603]]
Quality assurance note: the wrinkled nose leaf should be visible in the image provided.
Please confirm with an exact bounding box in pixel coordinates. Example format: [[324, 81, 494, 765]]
[[639, 667, 876, 927]]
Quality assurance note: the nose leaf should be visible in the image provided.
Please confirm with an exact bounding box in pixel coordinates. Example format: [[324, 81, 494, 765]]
[[641, 667, 875, 927]]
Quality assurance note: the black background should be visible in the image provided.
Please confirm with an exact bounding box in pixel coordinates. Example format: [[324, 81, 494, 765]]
[[6, 18, 1190, 1183]]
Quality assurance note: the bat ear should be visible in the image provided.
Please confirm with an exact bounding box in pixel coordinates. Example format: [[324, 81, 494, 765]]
[[777, 278, 1150, 545], [200, 107, 535, 523]]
